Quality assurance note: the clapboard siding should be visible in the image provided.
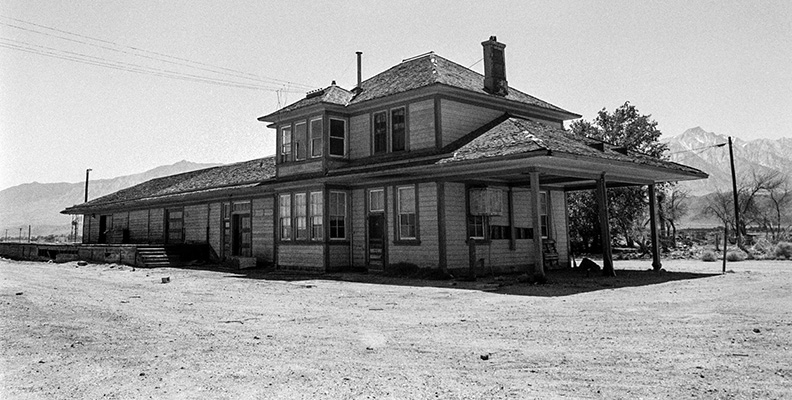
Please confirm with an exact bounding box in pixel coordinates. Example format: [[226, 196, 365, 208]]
[[550, 190, 569, 267], [278, 159, 323, 177], [444, 183, 468, 269], [351, 188, 366, 268], [252, 197, 274, 263], [84, 215, 99, 243], [348, 114, 370, 159], [112, 212, 128, 230], [440, 99, 503, 147], [277, 244, 324, 270], [128, 210, 149, 243], [388, 182, 439, 269], [207, 203, 222, 258], [149, 208, 165, 243], [408, 99, 435, 150], [327, 243, 350, 271], [183, 204, 208, 243]]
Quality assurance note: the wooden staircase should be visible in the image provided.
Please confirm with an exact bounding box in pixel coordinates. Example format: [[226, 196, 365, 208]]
[[136, 246, 181, 268]]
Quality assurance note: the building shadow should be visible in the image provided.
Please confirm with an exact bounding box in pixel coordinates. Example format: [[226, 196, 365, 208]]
[[199, 265, 721, 298]]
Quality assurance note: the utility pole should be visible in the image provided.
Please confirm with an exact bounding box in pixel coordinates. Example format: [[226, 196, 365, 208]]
[[728, 137, 740, 248], [85, 168, 92, 203]]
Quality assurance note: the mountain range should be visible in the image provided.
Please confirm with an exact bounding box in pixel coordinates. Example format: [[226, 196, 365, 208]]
[[663, 127, 792, 197], [0, 161, 220, 238]]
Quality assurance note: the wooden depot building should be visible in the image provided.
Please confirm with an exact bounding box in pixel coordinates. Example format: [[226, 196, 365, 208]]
[[62, 37, 707, 276]]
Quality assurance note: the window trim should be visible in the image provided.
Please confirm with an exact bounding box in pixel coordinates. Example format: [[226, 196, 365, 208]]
[[329, 191, 347, 240], [540, 191, 550, 239], [394, 184, 419, 243], [279, 194, 292, 241], [310, 191, 323, 241], [371, 106, 409, 155], [328, 117, 347, 158], [369, 188, 385, 213], [293, 121, 307, 161], [309, 116, 323, 158], [280, 125, 292, 163]]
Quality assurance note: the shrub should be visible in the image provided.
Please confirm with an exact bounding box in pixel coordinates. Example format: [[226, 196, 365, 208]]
[[774, 242, 792, 260], [701, 250, 718, 262], [726, 250, 747, 262], [751, 238, 775, 259]]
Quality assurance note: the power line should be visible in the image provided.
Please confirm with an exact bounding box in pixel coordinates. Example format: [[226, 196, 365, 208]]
[[0, 15, 314, 89], [668, 142, 727, 156], [0, 38, 305, 92]]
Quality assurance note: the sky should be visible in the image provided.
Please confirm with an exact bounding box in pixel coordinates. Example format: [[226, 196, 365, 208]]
[[1, 0, 790, 191]]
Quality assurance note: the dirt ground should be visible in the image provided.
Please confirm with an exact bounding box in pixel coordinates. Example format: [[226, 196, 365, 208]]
[[1, 258, 790, 399]]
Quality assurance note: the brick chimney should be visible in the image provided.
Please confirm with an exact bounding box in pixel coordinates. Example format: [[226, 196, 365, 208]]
[[481, 36, 508, 96]]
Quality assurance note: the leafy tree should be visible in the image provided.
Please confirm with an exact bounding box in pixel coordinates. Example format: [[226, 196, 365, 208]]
[[567, 102, 668, 255]]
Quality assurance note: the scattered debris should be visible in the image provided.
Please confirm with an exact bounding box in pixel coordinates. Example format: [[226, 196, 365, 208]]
[[480, 354, 490, 361], [253, 336, 260, 340], [369, 308, 384, 311], [366, 347, 374, 351], [120, 300, 129, 304], [304, 284, 314, 288], [70, 341, 84, 348], [139, 372, 145, 376], [38, 360, 45, 364], [161, 277, 170, 284], [753, 328, 761, 333], [77, 261, 87, 266], [15, 292, 23, 296]]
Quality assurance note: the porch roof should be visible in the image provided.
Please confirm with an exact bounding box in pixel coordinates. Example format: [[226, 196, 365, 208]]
[[62, 157, 275, 214]]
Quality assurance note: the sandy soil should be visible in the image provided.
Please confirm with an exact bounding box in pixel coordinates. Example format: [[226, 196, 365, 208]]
[[1, 258, 790, 399]]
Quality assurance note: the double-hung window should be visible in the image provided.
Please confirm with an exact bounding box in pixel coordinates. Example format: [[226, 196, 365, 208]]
[[329, 118, 346, 157], [396, 186, 417, 240], [391, 107, 406, 152], [373, 107, 406, 154], [540, 192, 549, 238], [310, 117, 323, 157], [310, 191, 323, 240], [279, 194, 292, 240], [329, 191, 347, 239], [294, 122, 307, 161], [468, 215, 486, 240], [294, 193, 307, 240], [280, 126, 292, 163]]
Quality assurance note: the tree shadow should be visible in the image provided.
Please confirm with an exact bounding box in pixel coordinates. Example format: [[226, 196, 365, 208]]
[[197, 265, 721, 297]]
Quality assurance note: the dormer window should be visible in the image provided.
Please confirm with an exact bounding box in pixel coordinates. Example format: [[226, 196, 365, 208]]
[[329, 118, 346, 157], [310, 117, 323, 157], [372, 106, 407, 154], [280, 126, 292, 163]]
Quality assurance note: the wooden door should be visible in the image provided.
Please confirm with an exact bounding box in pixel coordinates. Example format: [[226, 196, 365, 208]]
[[367, 213, 385, 269], [232, 214, 251, 257]]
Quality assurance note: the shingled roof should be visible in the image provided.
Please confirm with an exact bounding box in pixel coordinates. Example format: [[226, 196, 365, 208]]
[[260, 52, 579, 121], [62, 157, 276, 213], [439, 117, 706, 176]]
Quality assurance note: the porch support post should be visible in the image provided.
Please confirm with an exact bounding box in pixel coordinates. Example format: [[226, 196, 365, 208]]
[[648, 184, 662, 271], [529, 171, 545, 279], [596, 173, 615, 276]]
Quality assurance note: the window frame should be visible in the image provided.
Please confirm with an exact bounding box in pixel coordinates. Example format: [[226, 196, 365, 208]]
[[369, 189, 385, 213], [329, 117, 347, 158], [329, 191, 347, 240], [310, 191, 323, 241], [294, 193, 307, 240], [371, 106, 409, 155], [540, 191, 549, 239], [279, 194, 292, 241], [309, 117, 323, 158], [166, 207, 184, 243], [395, 184, 419, 243], [280, 125, 292, 163], [293, 121, 307, 161]]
